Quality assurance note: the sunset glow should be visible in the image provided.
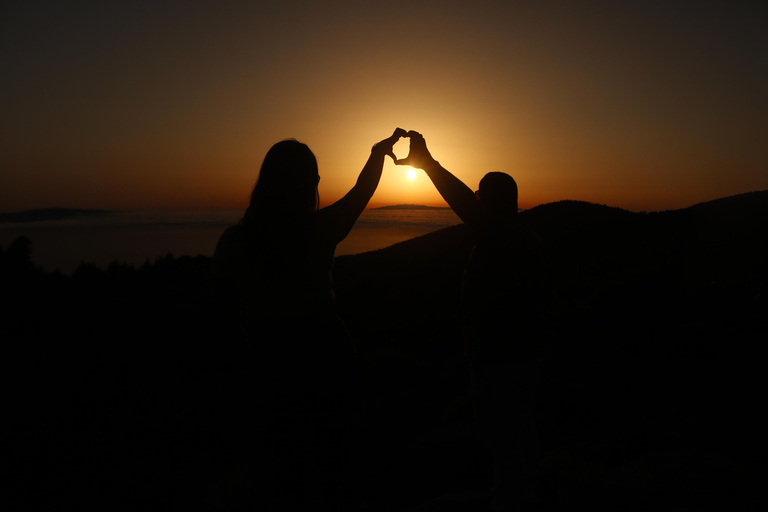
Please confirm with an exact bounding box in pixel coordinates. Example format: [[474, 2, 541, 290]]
[[2, 3, 766, 213], [407, 169, 417, 181]]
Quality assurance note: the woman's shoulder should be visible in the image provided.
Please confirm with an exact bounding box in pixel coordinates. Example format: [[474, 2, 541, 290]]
[[213, 225, 242, 263], [216, 225, 240, 247], [309, 207, 347, 243], [221, 224, 240, 238]]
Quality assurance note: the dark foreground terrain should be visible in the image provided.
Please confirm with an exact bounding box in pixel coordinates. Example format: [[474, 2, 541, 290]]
[[2, 191, 766, 510]]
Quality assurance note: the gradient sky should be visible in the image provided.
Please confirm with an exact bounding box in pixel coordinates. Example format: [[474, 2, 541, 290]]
[[2, 1, 766, 212]]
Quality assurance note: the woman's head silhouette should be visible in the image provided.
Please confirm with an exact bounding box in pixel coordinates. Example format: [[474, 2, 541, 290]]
[[243, 139, 320, 226]]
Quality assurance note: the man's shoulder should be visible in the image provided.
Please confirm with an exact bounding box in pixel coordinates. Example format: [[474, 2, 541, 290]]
[[479, 220, 540, 248]]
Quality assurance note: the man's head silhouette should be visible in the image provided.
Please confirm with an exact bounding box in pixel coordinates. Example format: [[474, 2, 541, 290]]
[[477, 172, 518, 218]]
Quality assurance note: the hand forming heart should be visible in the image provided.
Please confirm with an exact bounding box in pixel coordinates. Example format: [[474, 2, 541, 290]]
[[374, 128, 408, 161], [393, 130, 436, 171]]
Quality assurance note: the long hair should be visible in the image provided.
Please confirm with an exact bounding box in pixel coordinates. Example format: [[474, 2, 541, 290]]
[[241, 139, 320, 228]]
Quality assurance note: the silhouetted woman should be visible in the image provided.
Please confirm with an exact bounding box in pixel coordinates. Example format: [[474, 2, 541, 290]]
[[212, 129, 405, 511]]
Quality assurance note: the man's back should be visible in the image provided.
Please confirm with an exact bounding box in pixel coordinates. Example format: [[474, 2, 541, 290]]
[[462, 219, 548, 367]]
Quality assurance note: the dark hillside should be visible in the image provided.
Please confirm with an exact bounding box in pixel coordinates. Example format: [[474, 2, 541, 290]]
[[335, 192, 765, 510], [332, 192, 764, 510], [684, 189, 768, 218], [3, 191, 764, 510], [334, 224, 473, 352]]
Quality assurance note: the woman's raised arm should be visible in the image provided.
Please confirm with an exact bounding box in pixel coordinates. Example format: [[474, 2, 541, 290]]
[[321, 128, 406, 242]]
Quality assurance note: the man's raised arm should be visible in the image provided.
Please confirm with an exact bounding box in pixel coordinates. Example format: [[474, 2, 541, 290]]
[[396, 131, 488, 232]]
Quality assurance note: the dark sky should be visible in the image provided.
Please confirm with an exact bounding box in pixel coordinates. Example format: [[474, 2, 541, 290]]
[[2, 1, 766, 211]]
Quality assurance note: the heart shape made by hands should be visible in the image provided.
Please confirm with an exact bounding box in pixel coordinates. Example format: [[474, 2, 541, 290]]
[[392, 136, 411, 163]]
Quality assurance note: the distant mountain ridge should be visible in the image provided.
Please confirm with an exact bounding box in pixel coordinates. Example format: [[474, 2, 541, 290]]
[[372, 204, 449, 210], [0, 208, 111, 223]]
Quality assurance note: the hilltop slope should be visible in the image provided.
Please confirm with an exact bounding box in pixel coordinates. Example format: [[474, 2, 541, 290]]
[[3, 191, 764, 510]]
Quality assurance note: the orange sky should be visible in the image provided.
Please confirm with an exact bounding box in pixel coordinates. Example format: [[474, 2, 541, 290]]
[[2, 1, 766, 213]]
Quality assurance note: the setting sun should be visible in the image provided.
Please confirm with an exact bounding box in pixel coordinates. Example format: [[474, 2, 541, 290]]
[[406, 169, 416, 180]]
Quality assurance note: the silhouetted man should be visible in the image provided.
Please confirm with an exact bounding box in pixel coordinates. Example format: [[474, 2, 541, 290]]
[[396, 131, 548, 512]]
